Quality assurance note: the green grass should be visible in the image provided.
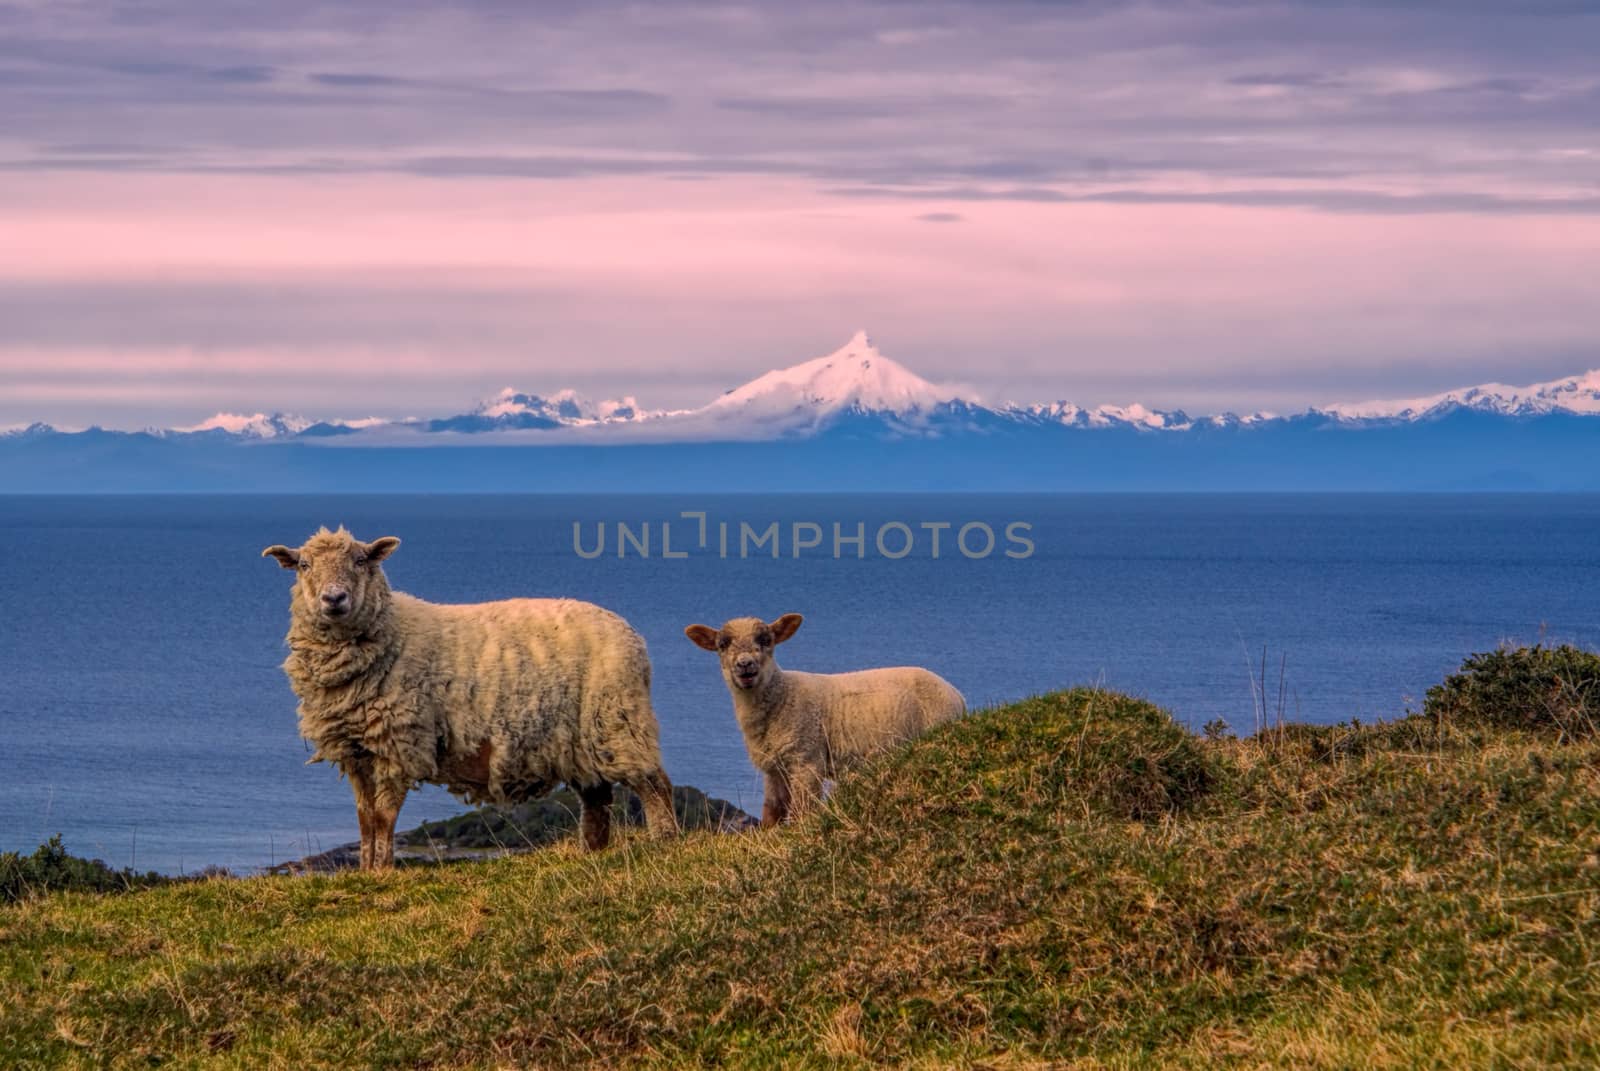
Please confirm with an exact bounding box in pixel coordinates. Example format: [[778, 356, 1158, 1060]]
[[3, 688, 1599, 1069]]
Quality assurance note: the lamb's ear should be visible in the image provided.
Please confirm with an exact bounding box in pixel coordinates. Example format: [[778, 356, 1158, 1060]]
[[261, 545, 300, 570], [363, 536, 401, 563], [769, 613, 804, 644], [684, 624, 720, 652]]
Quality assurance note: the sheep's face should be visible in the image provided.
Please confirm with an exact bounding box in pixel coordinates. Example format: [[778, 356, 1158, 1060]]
[[261, 528, 400, 628], [685, 614, 803, 691]]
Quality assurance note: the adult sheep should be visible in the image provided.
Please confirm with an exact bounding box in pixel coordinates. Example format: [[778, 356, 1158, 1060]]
[[684, 613, 965, 826], [262, 527, 678, 869]]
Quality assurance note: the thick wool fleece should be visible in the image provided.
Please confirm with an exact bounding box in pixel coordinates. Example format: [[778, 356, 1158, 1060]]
[[731, 666, 966, 786], [271, 528, 675, 866], [687, 614, 965, 822], [286, 591, 668, 802]]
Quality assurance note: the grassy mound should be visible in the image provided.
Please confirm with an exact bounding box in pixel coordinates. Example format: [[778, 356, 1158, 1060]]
[[847, 688, 1216, 828], [3, 688, 1598, 1068]]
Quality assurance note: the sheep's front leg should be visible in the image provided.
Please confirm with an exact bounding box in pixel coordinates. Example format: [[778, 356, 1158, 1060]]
[[577, 782, 614, 851], [348, 769, 377, 871], [627, 768, 679, 840], [371, 781, 408, 870], [761, 768, 792, 827]]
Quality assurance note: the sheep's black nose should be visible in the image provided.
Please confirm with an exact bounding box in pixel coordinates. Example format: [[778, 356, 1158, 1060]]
[[321, 589, 349, 609]]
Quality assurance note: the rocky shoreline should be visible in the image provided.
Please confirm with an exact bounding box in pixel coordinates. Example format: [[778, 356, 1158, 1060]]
[[270, 784, 757, 874]]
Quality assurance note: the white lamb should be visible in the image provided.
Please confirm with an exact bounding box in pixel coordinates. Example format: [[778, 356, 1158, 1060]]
[[684, 613, 965, 825], [262, 527, 678, 869]]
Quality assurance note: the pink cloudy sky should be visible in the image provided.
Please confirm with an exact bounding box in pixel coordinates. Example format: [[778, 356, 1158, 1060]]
[[3, 0, 1600, 427]]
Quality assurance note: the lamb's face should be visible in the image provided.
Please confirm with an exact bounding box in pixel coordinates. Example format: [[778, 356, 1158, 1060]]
[[262, 528, 400, 628], [685, 614, 803, 691]]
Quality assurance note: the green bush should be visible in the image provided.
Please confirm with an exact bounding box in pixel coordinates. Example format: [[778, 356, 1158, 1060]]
[[1423, 644, 1600, 738], [0, 836, 170, 903]]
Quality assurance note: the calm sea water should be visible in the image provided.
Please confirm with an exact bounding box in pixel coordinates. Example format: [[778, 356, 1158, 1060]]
[[3, 494, 1597, 874]]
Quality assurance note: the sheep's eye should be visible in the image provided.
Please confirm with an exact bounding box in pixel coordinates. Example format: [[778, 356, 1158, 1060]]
[[353, 555, 367, 566], [716, 636, 731, 651], [297, 558, 311, 571], [757, 634, 771, 647]]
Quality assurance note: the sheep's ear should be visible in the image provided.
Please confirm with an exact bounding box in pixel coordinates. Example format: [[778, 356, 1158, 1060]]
[[363, 536, 401, 563], [261, 545, 300, 570], [684, 625, 720, 652], [769, 613, 803, 644]]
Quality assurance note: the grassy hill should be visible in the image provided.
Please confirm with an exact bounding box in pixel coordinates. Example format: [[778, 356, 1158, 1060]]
[[3, 686, 1598, 1068]]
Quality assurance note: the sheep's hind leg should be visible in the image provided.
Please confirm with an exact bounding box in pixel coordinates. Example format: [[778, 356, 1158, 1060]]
[[625, 768, 679, 840], [577, 782, 614, 851]]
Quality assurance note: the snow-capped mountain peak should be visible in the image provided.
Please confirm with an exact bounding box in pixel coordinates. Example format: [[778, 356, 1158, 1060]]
[[1024, 400, 1191, 430], [178, 412, 315, 438], [706, 330, 968, 419], [470, 387, 652, 425], [1, 422, 55, 437], [1322, 368, 1600, 420], [478, 387, 589, 422]]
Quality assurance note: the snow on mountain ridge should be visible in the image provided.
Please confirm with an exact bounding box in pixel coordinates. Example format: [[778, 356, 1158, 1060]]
[[1322, 368, 1600, 420], [32, 334, 1600, 443], [178, 412, 315, 438], [475, 387, 656, 424], [1021, 400, 1192, 430]]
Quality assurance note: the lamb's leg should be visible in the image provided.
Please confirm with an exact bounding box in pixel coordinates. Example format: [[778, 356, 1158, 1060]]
[[577, 782, 614, 851], [371, 782, 407, 871], [348, 769, 377, 871], [784, 764, 825, 821], [626, 768, 679, 840], [761, 768, 791, 827]]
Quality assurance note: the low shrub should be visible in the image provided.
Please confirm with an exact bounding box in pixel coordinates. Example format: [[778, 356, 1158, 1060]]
[[0, 836, 170, 903], [1423, 644, 1600, 738]]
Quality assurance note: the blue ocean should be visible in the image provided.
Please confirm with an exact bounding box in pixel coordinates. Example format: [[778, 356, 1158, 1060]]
[[3, 494, 1597, 874]]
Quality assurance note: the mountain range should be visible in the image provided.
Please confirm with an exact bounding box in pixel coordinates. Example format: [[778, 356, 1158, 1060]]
[[5, 331, 1600, 491]]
